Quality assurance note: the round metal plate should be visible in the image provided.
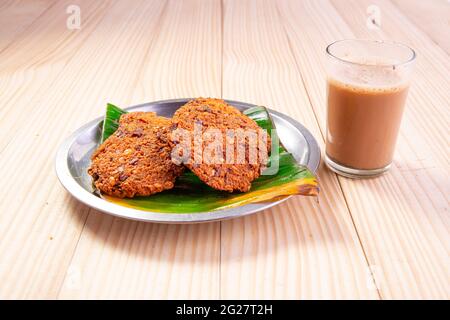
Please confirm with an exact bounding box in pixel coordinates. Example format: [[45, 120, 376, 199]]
[[55, 98, 320, 223]]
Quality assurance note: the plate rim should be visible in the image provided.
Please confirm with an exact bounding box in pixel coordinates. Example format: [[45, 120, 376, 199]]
[[55, 98, 320, 223]]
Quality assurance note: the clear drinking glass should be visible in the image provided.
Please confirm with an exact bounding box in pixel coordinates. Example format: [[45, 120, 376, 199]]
[[325, 39, 416, 178]]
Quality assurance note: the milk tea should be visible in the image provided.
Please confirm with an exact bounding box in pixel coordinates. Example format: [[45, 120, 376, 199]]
[[326, 78, 409, 170]]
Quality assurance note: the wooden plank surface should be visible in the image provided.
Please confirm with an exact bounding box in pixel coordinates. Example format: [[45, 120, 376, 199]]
[[0, 0, 114, 152], [0, 0, 168, 299], [0, 0, 56, 50], [327, 0, 450, 299], [0, 0, 123, 299], [58, 0, 222, 299], [0, 0, 448, 299], [220, 0, 378, 299], [391, 0, 450, 54], [276, 0, 449, 299], [279, 1, 449, 298]]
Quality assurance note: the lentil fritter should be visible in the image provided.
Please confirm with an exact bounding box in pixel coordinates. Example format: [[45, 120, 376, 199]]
[[88, 112, 183, 198], [170, 98, 270, 192]]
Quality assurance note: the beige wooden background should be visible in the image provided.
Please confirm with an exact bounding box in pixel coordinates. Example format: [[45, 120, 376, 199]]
[[0, 0, 448, 299]]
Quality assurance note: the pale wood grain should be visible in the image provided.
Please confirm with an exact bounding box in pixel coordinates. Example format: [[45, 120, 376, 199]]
[[0, 0, 118, 299], [329, 0, 450, 299], [220, 0, 378, 299], [0, 0, 167, 299], [0, 0, 448, 299], [391, 0, 450, 54], [277, 0, 449, 298], [0, 0, 56, 50], [58, 0, 222, 299], [0, 0, 115, 152]]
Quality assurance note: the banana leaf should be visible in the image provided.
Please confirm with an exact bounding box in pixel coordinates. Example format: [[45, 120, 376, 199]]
[[98, 103, 318, 213], [101, 103, 127, 143]]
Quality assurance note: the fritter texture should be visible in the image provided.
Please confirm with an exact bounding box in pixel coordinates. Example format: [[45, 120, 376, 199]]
[[171, 98, 270, 192], [88, 112, 183, 198]]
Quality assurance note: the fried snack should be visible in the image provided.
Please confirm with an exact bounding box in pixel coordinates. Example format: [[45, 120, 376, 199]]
[[171, 98, 270, 192], [88, 112, 183, 198]]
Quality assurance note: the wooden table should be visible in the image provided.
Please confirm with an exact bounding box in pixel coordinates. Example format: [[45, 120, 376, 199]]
[[0, 0, 448, 299]]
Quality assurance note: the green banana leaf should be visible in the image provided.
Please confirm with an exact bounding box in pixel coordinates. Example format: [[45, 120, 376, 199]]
[[101, 103, 127, 143], [98, 103, 318, 213]]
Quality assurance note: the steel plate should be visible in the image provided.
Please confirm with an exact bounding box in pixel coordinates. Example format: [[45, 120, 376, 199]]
[[55, 98, 320, 223]]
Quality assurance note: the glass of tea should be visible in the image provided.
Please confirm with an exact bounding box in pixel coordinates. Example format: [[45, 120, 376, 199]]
[[325, 39, 416, 178]]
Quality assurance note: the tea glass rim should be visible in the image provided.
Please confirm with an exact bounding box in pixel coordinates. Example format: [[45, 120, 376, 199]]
[[326, 39, 416, 68]]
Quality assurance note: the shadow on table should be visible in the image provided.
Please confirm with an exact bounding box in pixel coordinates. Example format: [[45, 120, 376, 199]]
[[67, 181, 348, 267]]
